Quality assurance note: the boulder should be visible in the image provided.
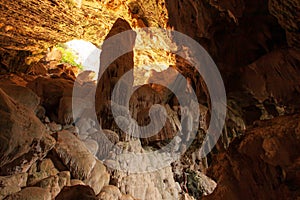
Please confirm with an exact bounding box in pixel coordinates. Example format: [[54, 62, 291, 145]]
[[27, 159, 59, 186], [55, 185, 97, 200], [0, 88, 56, 175], [27, 76, 74, 120], [0, 84, 40, 112], [97, 185, 122, 200], [36, 175, 61, 199], [53, 130, 109, 193], [0, 173, 28, 199], [4, 187, 51, 200]]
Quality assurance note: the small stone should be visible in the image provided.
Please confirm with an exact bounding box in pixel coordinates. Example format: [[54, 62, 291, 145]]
[[35, 105, 46, 120], [48, 122, 62, 132], [87, 128, 98, 135], [27, 159, 59, 186], [83, 139, 99, 156], [39, 159, 59, 176], [76, 118, 94, 134], [97, 185, 122, 200], [45, 117, 50, 123]]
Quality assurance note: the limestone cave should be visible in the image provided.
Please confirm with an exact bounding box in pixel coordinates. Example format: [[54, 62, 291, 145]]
[[0, 0, 299, 199]]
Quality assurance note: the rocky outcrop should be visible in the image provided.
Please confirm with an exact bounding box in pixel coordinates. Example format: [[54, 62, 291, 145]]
[[204, 114, 300, 199], [240, 48, 300, 114], [269, 0, 300, 48], [0, 88, 56, 175], [0, 173, 28, 199], [167, 0, 286, 71], [95, 18, 136, 130], [0, 0, 117, 71]]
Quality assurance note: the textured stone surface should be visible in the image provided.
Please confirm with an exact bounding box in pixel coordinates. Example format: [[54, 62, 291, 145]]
[[95, 18, 136, 130], [36, 175, 61, 199], [109, 140, 181, 200], [269, 0, 300, 48], [27, 159, 59, 186], [97, 185, 122, 200], [240, 48, 300, 112], [0, 173, 28, 199], [0, 84, 40, 112], [204, 114, 300, 199], [53, 130, 109, 193], [55, 185, 97, 200], [0, 88, 56, 175], [27, 77, 74, 121], [4, 187, 51, 200], [112, 166, 180, 200]]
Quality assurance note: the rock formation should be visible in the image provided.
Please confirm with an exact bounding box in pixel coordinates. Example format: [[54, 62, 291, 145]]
[[0, 0, 299, 199], [95, 18, 136, 130]]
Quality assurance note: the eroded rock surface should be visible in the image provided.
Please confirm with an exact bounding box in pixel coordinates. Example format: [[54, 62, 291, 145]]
[[95, 18, 136, 130], [204, 114, 300, 199], [0, 88, 56, 175], [53, 130, 109, 194]]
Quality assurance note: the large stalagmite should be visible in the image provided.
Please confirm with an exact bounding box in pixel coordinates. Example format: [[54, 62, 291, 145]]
[[95, 18, 136, 130]]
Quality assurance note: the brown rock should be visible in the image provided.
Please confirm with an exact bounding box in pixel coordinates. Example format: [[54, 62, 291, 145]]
[[57, 171, 71, 188], [4, 187, 51, 200], [240, 48, 300, 113], [27, 158, 59, 186], [97, 185, 122, 200], [70, 179, 85, 186], [54, 130, 97, 179], [103, 129, 120, 144], [95, 18, 136, 129], [0, 173, 28, 199], [0, 84, 40, 112], [83, 160, 110, 195], [48, 122, 63, 132], [204, 114, 300, 199], [55, 185, 97, 200], [36, 175, 61, 199], [26, 62, 48, 76], [0, 88, 56, 175], [27, 77, 74, 121], [53, 131, 109, 193], [120, 194, 135, 200]]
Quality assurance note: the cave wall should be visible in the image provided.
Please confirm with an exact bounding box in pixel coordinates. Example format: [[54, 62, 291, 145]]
[[165, 0, 288, 75], [165, 0, 300, 123]]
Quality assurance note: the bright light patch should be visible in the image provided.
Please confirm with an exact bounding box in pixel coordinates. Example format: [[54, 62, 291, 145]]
[[65, 39, 101, 80]]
